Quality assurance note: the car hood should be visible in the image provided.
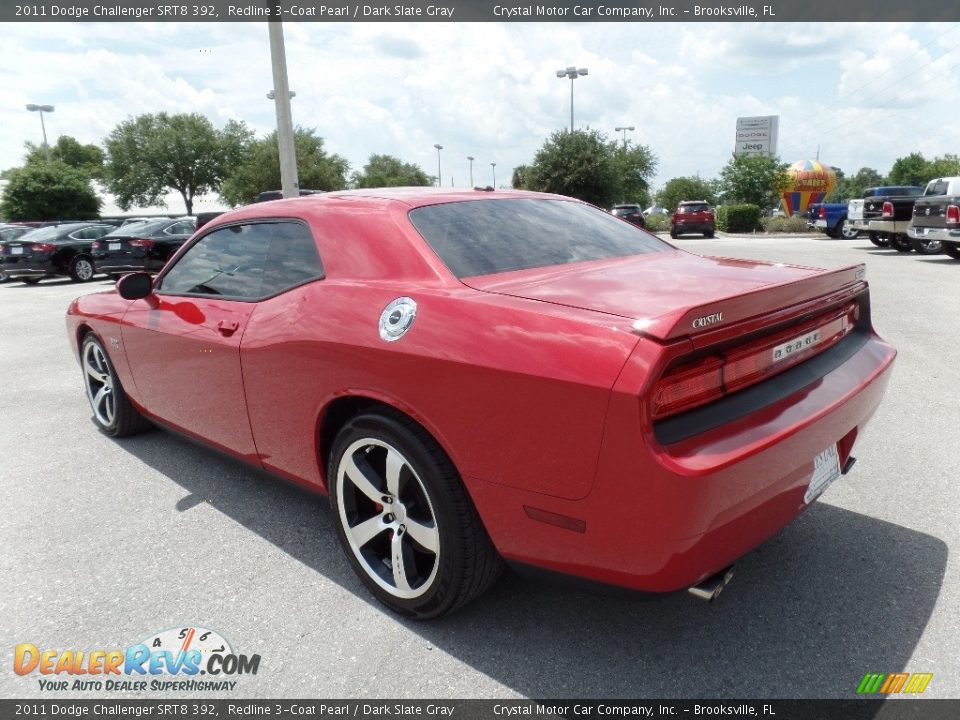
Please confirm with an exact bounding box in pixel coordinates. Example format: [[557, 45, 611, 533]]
[[464, 250, 866, 342]]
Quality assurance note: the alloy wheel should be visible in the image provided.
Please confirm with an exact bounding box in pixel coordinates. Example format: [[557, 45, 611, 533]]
[[83, 341, 115, 427], [335, 438, 440, 600]]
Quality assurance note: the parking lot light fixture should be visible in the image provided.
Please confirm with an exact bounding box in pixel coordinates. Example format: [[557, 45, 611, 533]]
[[615, 125, 635, 145], [434, 144, 444, 187], [556, 67, 587, 132], [25, 104, 54, 161]]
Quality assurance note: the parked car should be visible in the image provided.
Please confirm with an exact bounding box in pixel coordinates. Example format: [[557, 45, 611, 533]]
[[907, 177, 960, 258], [811, 202, 858, 239], [861, 187, 926, 252], [849, 187, 924, 248], [0, 224, 34, 283], [670, 201, 715, 238], [0, 221, 121, 284], [611, 204, 646, 228], [67, 188, 896, 617], [92, 217, 196, 277]]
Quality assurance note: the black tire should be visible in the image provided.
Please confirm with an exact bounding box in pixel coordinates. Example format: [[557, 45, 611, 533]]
[[21, 277, 42, 285], [911, 237, 942, 255], [868, 233, 889, 248], [80, 334, 152, 437], [891, 236, 913, 253], [328, 410, 502, 619], [839, 218, 859, 239], [943, 243, 960, 260], [704, 230, 714, 238], [69, 255, 96, 282], [669, 228, 678, 239]]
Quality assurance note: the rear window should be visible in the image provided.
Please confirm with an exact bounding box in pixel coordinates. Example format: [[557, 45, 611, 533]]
[[104, 220, 170, 237], [679, 204, 710, 214], [409, 198, 667, 278]]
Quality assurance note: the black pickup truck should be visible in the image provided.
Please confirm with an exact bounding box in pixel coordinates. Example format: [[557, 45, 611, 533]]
[[908, 177, 960, 260], [861, 187, 926, 252]]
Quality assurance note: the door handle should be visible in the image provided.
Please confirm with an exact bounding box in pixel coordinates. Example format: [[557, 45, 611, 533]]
[[217, 320, 240, 336]]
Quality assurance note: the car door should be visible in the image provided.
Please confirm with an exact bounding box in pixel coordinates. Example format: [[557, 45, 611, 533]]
[[120, 222, 274, 460]]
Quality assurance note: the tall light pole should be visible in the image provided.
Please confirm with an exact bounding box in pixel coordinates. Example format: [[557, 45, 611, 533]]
[[467, 156, 474, 187], [556, 66, 587, 132], [267, 21, 299, 198], [615, 125, 635, 145], [25, 104, 54, 161], [490, 162, 496, 188], [434, 144, 443, 187]]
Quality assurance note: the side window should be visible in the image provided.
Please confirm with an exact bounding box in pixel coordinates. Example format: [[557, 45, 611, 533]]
[[166, 221, 195, 235], [159, 223, 271, 298], [158, 221, 322, 299], [259, 221, 324, 296], [70, 226, 112, 240]]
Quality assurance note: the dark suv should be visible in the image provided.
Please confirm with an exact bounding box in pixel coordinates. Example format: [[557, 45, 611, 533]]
[[670, 201, 715, 239], [0, 221, 120, 284], [611, 204, 646, 228]]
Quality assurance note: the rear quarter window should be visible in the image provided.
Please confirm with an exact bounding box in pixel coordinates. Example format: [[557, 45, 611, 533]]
[[409, 198, 667, 278]]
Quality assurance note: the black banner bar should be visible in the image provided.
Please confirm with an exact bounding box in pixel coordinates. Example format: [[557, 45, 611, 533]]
[[3, 0, 960, 23], [3, 700, 960, 720]]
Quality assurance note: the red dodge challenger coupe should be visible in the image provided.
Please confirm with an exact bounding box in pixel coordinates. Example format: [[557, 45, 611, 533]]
[[66, 189, 896, 618]]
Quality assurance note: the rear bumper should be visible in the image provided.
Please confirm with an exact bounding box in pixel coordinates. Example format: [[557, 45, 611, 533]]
[[672, 223, 714, 235], [908, 226, 960, 241], [469, 333, 896, 593], [856, 219, 909, 235], [0, 258, 57, 277]]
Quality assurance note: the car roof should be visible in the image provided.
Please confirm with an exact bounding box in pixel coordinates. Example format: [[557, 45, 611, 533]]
[[202, 188, 572, 230]]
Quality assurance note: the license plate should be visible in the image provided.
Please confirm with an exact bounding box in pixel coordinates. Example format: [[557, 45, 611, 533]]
[[108, 243, 121, 251], [11, 247, 23, 255], [804, 444, 841, 504], [772, 329, 821, 363]]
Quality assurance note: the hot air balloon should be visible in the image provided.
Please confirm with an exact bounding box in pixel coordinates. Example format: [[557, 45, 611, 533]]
[[781, 160, 837, 217]]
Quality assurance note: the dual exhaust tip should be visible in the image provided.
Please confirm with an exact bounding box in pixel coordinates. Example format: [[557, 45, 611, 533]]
[[688, 565, 735, 602]]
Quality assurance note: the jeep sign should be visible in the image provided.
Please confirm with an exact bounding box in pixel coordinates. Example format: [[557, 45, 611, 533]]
[[734, 115, 779, 157]]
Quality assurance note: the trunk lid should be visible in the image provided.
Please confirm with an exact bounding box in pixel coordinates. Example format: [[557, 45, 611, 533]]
[[465, 250, 866, 342]]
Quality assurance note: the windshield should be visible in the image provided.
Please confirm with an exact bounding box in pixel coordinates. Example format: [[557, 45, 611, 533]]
[[409, 198, 668, 278]]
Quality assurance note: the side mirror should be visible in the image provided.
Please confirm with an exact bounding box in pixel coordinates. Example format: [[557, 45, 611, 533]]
[[116, 272, 153, 300]]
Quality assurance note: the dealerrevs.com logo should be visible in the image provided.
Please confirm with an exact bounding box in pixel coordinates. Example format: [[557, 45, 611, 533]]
[[14, 626, 260, 692]]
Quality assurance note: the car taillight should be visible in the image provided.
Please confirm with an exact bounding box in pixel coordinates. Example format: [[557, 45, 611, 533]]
[[652, 303, 858, 421], [882, 201, 894, 218], [32, 243, 56, 252], [818, 207, 826, 219], [91, 241, 102, 249], [947, 205, 960, 225], [128, 238, 155, 249]]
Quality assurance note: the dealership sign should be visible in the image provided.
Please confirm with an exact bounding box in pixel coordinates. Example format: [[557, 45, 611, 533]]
[[734, 115, 779, 157]]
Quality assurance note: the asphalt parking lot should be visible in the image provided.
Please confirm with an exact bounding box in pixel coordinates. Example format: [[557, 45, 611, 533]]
[[1, 233, 958, 700]]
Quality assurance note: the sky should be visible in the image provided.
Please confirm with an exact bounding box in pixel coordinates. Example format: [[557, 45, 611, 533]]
[[2, 20, 960, 214]]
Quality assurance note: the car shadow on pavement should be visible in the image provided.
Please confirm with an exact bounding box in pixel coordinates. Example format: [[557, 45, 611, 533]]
[[117, 429, 946, 699]]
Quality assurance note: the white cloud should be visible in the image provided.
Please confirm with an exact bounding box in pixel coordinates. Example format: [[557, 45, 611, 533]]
[[2, 20, 959, 211]]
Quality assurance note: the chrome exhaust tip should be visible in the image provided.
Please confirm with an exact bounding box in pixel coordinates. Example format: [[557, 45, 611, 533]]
[[688, 565, 735, 602]]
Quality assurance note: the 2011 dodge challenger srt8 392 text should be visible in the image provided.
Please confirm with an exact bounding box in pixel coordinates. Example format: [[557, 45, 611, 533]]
[[66, 188, 896, 618]]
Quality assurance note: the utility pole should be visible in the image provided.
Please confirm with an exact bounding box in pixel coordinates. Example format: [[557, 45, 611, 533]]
[[268, 21, 299, 198]]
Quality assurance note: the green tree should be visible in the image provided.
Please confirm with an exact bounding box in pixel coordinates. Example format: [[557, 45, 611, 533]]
[[718, 154, 789, 209], [829, 166, 886, 202], [0, 162, 101, 221], [610, 141, 658, 208], [103, 112, 237, 215], [887, 152, 931, 187], [220, 127, 349, 207], [511, 164, 531, 190], [524, 129, 618, 207], [926, 154, 960, 180], [658, 176, 718, 212], [24, 136, 105, 179], [351, 154, 431, 188]]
